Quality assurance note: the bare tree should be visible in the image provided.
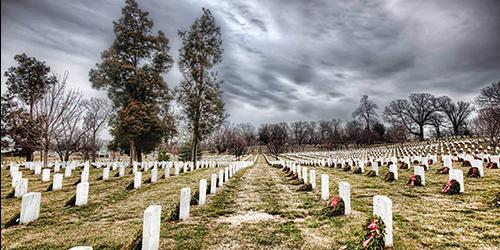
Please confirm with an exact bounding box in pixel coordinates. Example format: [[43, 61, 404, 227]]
[[24, 73, 81, 167], [386, 123, 409, 143], [383, 93, 440, 140], [352, 95, 379, 144], [429, 113, 445, 139], [474, 108, 500, 148], [319, 119, 341, 150], [306, 121, 321, 145], [476, 81, 500, 108], [267, 123, 288, 158], [228, 131, 247, 160], [237, 123, 257, 146], [290, 121, 308, 150], [82, 97, 111, 162], [439, 97, 475, 135]]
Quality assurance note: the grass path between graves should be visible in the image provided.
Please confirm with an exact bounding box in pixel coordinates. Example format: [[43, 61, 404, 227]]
[[1, 165, 228, 249], [161, 155, 356, 249]]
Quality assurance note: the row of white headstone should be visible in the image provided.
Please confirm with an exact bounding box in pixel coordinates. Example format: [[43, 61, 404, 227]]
[[280, 160, 393, 248], [140, 161, 254, 250]]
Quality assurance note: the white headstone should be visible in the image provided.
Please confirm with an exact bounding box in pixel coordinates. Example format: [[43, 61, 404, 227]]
[[164, 167, 170, 178], [389, 164, 398, 180], [12, 172, 22, 188], [65, 166, 72, 177], [210, 173, 217, 194], [472, 159, 484, 177], [309, 170, 316, 189], [53, 173, 63, 190], [449, 169, 464, 193], [9, 164, 19, 176], [302, 167, 308, 184], [102, 167, 110, 180], [119, 166, 125, 177], [15, 178, 28, 198], [373, 195, 393, 248], [69, 247, 92, 250], [20, 192, 41, 224], [42, 169, 51, 182], [358, 160, 365, 173], [339, 182, 351, 215], [372, 162, 379, 176], [218, 170, 224, 187], [81, 170, 89, 183], [134, 172, 142, 189], [142, 205, 161, 250], [76, 183, 89, 206], [224, 167, 229, 182], [34, 165, 42, 175], [151, 168, 158, 183], [174, 165, 180, 176], [414, 166, 426, 185], [179, 187, 191, 221], [199, 179, 207, 205], [321, 174, 329, 200], [54, 163, 61, 172]]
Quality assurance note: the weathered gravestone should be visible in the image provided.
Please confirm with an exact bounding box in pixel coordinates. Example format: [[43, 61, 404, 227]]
[[389, 164, 398, 180], [199, 179, 207, 205], [339, 182, 351, 215], [102, 167, 110, 180], [414, 166, 426, 185], [134, 172, 142, 189], [42, 169, 51, 182], [210, 173, 217, 194], [310, 170, 316, 190], [142, 205, 161, 250], [11, 172, 22, 188], [449, 169, 464, 193], [218, 170, 224, 187], [373, 195, 393, 248], [15, 178, 28, 198], [76, 183, 89, 206], [53, 173, 63, 190], [20, 192, 41, 224], [151, 168, 158, 183], [179, 187, 191, 221], [321, 174, 329, 200]]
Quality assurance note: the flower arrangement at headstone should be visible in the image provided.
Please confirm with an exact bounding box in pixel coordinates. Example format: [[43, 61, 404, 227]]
[[343, 165, 351, 172], [428, 159, 434, 165], [437, 166, 450, 174], [442, 179, 461, 194], [462, 160, 472, 167], [353, 167, 363, 174], [384, 172, 395, 182], [407, 175, 422, 188], [400, 162, 409, 170], [487, 161, 498, 169], [466, 167, 480, 178], [342, 215, 385, 250], [190, 190, 200, 205], [337, 163, 343, 169], [323, 196, 345, 216], [366, 170, 377, 177]]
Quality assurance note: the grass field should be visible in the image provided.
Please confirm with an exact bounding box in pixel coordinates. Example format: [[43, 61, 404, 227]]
[[1, 155, 499, 249]]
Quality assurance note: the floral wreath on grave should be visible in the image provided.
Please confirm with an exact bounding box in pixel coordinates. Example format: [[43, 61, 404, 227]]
[[462, 160, 471, 167], [366, 170, 377, 177], [358, 215, 386, 249], [343, 165, 351, 172], [437, 166, 450, 174], [441, 179, 460, 194], [323, 196, 345, 216], [428, 159, 434, 165], [487, 161, 498, 169], [353, 167, 363, 174], [400, 162, 409, 170], [384, 172, 395, 182], [466, 167, 480, 178], [407, 175, 422, 188], [337, 163, 343, 169], [413, 160, 420, 165], [291, 172, 299, 179]]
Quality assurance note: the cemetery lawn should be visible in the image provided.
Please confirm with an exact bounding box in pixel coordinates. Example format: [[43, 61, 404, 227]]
[[1, 165, 227, 249], [163, 156, 500, 249], [2, 156, 499, 249]]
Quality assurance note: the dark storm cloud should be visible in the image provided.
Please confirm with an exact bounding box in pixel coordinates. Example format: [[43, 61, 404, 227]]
[[2, 0, 500, 127]]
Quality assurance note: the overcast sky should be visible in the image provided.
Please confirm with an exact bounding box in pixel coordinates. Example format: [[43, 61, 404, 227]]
[[2, 0, 500, 129]]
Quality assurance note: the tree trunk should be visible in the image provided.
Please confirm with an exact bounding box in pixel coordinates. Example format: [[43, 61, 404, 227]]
[[43, 148, 49, 169], [137, 146, 142, 162], [129, 140, 136, 167], [25, 149, 33, 162], [419, 125, 425, 141], [453, 125, 459, 136], [191, 127, 198, 166]]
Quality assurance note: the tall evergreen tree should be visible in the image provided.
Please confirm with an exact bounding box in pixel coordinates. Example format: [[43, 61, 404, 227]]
[[177, 8, 225, 165], [89, 0, 174, 165]]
